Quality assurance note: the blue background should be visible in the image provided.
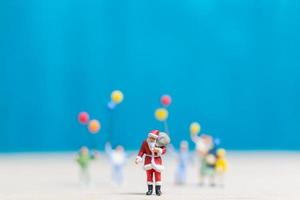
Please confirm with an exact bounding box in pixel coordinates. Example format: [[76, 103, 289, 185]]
[[0, 0, 300, 152]]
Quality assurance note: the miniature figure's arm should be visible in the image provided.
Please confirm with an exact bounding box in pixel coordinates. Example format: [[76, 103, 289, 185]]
[[135, 142, 145, 164], [156, 145, 167, 156], [91, 149, 100, 159], [75, 154, 84, 166], [137, 142, 145, 157], [90, 155, 95, 160], [223, 159, 228, 171]]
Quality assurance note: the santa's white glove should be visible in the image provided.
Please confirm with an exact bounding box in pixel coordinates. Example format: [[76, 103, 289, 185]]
[[154, 147, 163, 155], [135, 156, 142, 164]]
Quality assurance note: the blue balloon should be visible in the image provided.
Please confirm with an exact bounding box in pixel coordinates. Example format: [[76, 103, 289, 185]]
[[107, 101, 116, 110]]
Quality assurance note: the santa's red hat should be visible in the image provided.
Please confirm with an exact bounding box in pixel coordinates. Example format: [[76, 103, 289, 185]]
[[148, 130, 159, 139]]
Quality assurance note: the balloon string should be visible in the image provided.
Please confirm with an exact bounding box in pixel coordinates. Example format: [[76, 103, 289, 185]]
[[164, 120, 170, 137], [108, 110, 114, 145]]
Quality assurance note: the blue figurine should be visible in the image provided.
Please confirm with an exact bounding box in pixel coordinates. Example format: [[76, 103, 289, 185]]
[[170, 140, 192, 185], [105, 142, 127, 186]]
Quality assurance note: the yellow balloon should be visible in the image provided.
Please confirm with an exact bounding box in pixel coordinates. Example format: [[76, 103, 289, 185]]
[[88, 119, 101, 134], [111, 90, 124, 104], [155, 108, 168, 121], [190, 122, 201, 136]]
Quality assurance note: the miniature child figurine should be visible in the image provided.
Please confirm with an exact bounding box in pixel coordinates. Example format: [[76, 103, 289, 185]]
[[135, 130, 170, 196], [215, 148, 228, 187], [75, 146, 97, 186], [200, 153, 217, 186], [191, 134, 217, 186], [105, 142, 127, 186], [171, 140, 191, 185]]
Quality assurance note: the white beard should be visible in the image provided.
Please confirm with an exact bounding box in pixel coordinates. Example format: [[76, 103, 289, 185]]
[[147, 139, 156, 151], [149, 142, 155, 150]]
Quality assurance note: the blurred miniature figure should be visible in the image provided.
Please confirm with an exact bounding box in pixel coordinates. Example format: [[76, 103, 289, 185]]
[[200, 153, 217, 186], [192, 134, 217, 186], [105, 142, 127, 185], [170, 140, 192, 185], [135, 130, 170, 196], [215, 148, 228, 187], [75, 146, 97, 186]]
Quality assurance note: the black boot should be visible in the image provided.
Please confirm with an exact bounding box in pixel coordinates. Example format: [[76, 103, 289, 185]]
[[146, 185, 153, 195], [155, 185, 162, 196]]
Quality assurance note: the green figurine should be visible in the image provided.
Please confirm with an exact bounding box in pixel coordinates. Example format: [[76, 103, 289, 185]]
[[192, 134, 217, 186], [75, 146, 97, 186], [199, 153, 216, 186]]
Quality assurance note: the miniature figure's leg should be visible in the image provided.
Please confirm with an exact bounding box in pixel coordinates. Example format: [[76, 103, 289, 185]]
[[112, 165, 123, 185], [199, 168, 205, 186], [181, 166, 187, 184], [154, 170, 162, 196], [176, 165, 187, 184], [209, 171, 216, 187], [217, 172, 224, 187], [80, 168, 90, 185], [112, 165, 116, 184], [147, 169, 154, 185], [154, 170, 161, 185], [175, 166, 183, 184], [116, 165, 123, 185], [199, 161, 209, 186], [79, 169, 84, 183], [175, 168, 180, 184], [146, 169, 154, 195]]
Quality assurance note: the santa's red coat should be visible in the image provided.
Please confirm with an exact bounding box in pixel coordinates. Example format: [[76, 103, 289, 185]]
[[137, 140, 166, 171]]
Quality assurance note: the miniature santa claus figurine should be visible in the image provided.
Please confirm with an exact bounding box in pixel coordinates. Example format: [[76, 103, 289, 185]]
[[135, 130, 168, 196]]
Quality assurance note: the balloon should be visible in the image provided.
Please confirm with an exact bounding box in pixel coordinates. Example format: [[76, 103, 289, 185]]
[[190, 122, 201, 136], [88, 119, 101, 134], [155, 108, 168, 121], [214, 138, 221, 146], [107, 101, 116, 110], [161, 95, 172, 106], [78, 112, 89, 124], [111, 90, 124, 104]]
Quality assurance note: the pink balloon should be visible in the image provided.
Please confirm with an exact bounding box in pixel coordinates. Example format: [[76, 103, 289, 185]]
[[78, 112, 89, 124], [161, 95, 172, 106]]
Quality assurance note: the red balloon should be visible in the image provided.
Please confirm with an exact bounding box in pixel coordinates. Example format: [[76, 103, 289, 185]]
[[78, 112, 89, 124], [161, 95, 172, 106]]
